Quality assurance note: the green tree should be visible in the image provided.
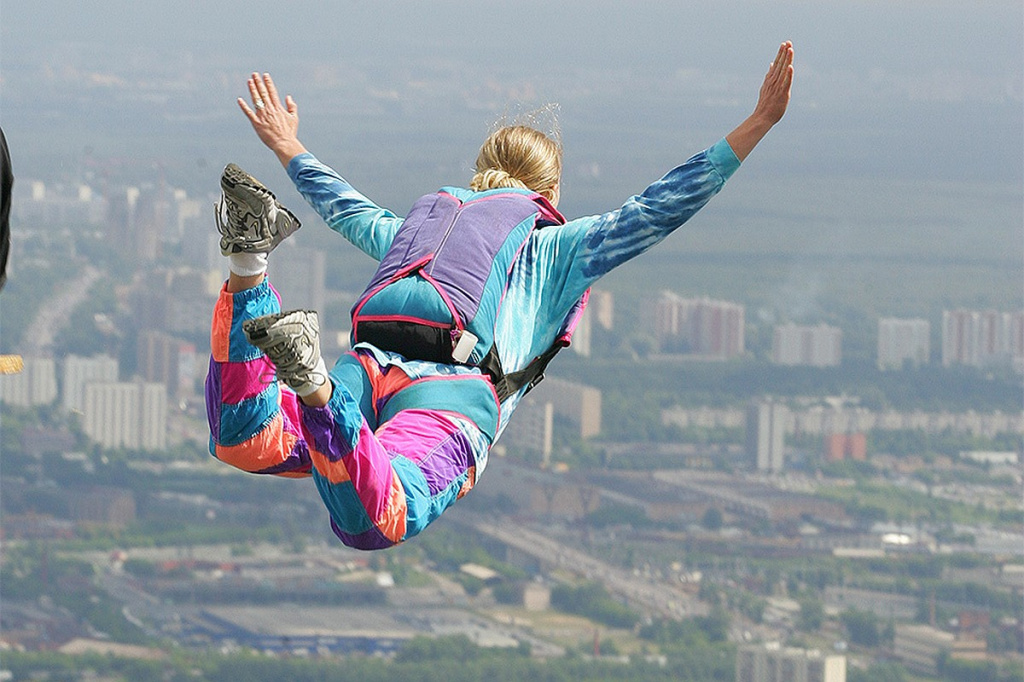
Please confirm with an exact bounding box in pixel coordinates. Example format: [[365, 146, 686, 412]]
[[847, 662, 908, 682], [550, 581, 641, 629], [798, 598, 824, 632], [841, 609, 880, 648]]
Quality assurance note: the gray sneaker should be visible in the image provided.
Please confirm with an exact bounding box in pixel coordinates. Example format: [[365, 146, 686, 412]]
[[243, 309, 326, 395], [215, 163, 301, 256]]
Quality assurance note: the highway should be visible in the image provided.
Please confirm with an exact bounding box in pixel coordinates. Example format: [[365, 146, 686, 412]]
[[466, 516, 705, 620]]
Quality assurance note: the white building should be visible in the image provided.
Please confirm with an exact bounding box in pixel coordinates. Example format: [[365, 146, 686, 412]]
[[568, 301, 592, 358], [746, 400, 788, 473], [877, 317, 930, 369], [942, 309, 1024, 369], [0, 357, 58, 407], [894, 625, 959, 677], [63, 354, 120, 413], [82, 381, 167, 451], [590, 288, 614, 331], [736, 642, 846, 682], [772, 323, 842, 367]]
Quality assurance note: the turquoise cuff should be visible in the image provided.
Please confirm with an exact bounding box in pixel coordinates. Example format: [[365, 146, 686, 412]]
[[707, 138, 742, 181]]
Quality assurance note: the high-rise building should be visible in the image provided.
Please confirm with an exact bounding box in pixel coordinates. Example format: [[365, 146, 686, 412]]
[[569, 300, 593, 358], [137, 331, 198, 399], [82, 381, 167, 451], [502, 399, 554, 463], [645, 291, 745, 358], [823, 433, 867, 462], [942, 309, 1022, 369], [501, 377, 601, 459], [0, 357, 58, 407], [877, 317, 930, 369], [1011, 311, 1024, 372], [139, 383, 169, 451], [133, 268, 217, 335], [772, 323, 841, 367], [591, 288, 614, 331], [736, 642, 846, 682], [63, 354, 119, 413], [746, 400, 787, 473], [537, 376, 602, 439]]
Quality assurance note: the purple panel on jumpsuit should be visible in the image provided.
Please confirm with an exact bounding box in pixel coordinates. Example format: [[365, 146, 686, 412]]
[[256, 439, 312, 475], [331, 519, 396, 550], [401, 423, 474, 496], [205, 357, 221, 438], [300, 401, 356, 463]]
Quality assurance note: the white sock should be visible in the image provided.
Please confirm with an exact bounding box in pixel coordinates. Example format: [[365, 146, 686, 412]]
[[229, 252, 269, 277], [292, 357, 329, 397]]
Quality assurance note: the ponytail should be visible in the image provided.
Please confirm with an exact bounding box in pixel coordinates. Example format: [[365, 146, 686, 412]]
[[469, 168, 530, 192]]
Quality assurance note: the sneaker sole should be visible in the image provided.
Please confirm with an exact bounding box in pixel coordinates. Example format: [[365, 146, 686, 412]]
[[219, 164, 300, 254]]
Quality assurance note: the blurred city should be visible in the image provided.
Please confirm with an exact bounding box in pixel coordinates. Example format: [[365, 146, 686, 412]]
[[1, 2, 1022, 681]]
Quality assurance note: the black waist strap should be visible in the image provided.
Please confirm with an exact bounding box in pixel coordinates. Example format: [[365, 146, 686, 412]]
[[356, 320, 564, 403], [479, 342, 564, 403]]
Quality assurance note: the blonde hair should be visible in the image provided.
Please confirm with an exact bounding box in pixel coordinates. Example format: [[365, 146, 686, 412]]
[[469, 125, 562, 202]]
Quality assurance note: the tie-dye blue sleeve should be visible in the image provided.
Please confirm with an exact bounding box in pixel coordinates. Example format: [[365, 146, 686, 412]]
[[536, 138, 741, 312], [286, 153, 402, 261]]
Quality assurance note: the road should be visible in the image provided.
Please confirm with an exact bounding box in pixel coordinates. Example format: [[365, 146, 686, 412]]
[[20, 265, 102, 354], [467, 516, 705, 620]]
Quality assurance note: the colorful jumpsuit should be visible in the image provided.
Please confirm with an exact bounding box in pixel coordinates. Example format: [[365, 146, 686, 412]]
[[206, 137, 741, 550]]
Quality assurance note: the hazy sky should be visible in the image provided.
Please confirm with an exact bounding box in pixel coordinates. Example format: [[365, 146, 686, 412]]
[[3, 1, 1020, 176], [1, 0, 1021, 286]]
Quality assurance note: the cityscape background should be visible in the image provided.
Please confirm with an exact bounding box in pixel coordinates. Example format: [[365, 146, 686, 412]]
[[0, 2, 1021, 681]]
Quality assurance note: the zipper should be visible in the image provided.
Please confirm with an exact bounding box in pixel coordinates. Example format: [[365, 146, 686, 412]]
[[425, 201, 464, 277]]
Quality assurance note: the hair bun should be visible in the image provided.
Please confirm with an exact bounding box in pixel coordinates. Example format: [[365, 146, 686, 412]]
[[469, 168, 529, 192]]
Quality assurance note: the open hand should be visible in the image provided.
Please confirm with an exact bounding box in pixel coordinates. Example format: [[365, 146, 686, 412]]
[[725, 41, 794, 161], [752, 41, 794, 127], [238, 72, 307, 167]]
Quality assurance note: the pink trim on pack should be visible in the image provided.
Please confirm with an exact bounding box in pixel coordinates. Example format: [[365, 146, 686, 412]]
[[418, 269, 464, 331]]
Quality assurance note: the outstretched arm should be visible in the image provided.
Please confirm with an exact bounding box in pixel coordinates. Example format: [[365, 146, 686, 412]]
[[725, 41, 794, 161], [529, 42, 795, 314], [238, 72, 308, 168], [236, 72, 402, 260]]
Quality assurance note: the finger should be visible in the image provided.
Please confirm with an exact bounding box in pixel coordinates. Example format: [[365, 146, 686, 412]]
[[247, 77, 264, 109], [774, 42, 787, 65], [780, 42, 794, 68], [264, 73, 281, 108], [781, 46, 795, 87], [769, 46, 792, 88], [769, 42, 790, 79], [253, 72, 271, 106], [237, 97, 257, 123], [286, 94, 298, 116]]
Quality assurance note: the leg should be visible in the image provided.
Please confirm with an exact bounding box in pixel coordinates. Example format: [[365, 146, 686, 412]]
[[206, 163, 312, 475], [211, 305, 491, 548], [206, 278, 314, 477], [298, 352, 491, 550]]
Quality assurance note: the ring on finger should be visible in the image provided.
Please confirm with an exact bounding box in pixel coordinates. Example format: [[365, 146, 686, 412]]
[[254, 99, 265, 110]]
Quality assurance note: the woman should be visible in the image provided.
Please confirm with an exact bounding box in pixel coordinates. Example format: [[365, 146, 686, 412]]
[[206, 42, 794, 550]]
